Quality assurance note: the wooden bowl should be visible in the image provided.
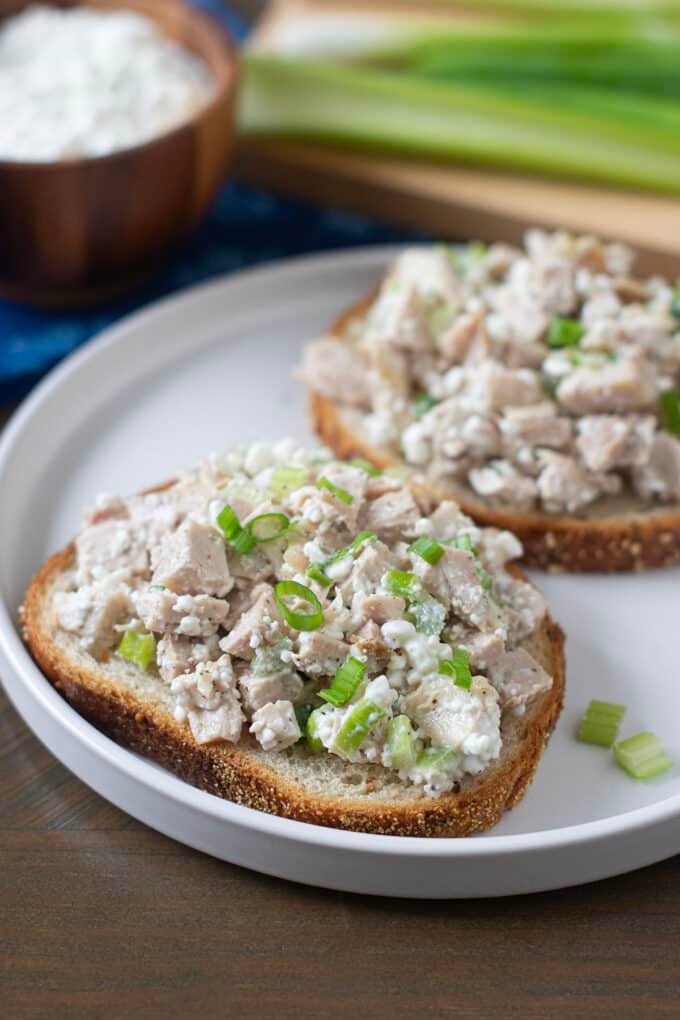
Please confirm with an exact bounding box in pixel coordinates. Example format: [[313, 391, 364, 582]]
[[0, 0, 238, 306]]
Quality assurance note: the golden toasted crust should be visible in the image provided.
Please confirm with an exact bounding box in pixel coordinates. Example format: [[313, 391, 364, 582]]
[[23, 547, 565, 837], [309, 290, 680, 572]]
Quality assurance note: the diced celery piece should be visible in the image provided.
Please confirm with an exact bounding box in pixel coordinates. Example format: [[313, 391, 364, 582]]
[[117, 630, 156, 671], [408, 595, 446, 637], [386, 715, 416, 771], [334, 699, 386, 757], [305, 709, 325, 752], [614, 732, 673, 779]]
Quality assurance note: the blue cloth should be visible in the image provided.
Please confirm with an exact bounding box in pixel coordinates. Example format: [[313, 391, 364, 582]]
[[0, 1, 420, 405]]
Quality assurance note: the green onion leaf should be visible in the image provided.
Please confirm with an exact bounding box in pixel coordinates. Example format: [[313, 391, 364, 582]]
[[305, 708, 325, 752], [409, 536, 445, 566], [217, 503, 256, 555], [269, 465, 307, 500], [546, 317, 585, 348], [117, 630, 156, 671], [450, 532, 478, 555], [660, 388, 680, 435], [274, 580, 325, 632], [294, 703, 315, 737], [334, 699, 387, 757], [440, 647, 472, 689], [307, 562, 333, 587], [319, 656, 366, 706], [348, 458, 381, 476], [614, 732, 673, 779], [413, 392, 438, 418], [383, 570, 423, 600], [247, 512, 291, 543], [578, 699, 626, 747], [671, 283, 680, 320], [386, 715, 417, 771], [316, 475, 354, 504]]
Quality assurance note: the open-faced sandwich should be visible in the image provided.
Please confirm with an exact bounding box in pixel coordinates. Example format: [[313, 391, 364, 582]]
[[23, 441, 564, 836], [300, 231, 680, 571]]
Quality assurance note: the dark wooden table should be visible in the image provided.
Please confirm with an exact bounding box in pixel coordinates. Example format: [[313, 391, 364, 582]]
[[2, 683, 679, 1018]]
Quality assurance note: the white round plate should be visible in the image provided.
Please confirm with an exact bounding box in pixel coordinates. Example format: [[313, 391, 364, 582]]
[[0, 248, 678, 898]]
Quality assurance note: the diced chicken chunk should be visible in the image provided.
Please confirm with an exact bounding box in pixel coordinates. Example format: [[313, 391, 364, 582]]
[[297, 338, 373, 406], [499, 402, 573, 451], [353, 593, 406, 627], [294, 630, 350, 677], [491, 285, 549, 343], [446, 627, 505, 672], [576, 415, 655, 472], [386, 247, 463, 306], [468, 460, 538, 510], [239, 670, 304, 716], [487, 649, 552, 709], [428, 501, 475, 542], [633, 433, 680, 502], [339, 541, 395, 601], [249, 700, 301, 752], [403, 674, 501, 759], [156, 633, 219, 683], [412, 547, 500, 631], [55, 579, 131, 657], [151, 518, 232, 596], [467, 361, 543, 412], [171, 654, 243, 745], [494, 576, 547, 642], [133, 588, 228, 637], [556, 350, 657, 414], [437, 309, 484, 363], [536, 451, 621, 514], [75, 519, 148, 584], [220, 586, 281, 660], [351, 620, 391, 672], [362, 488, 421, 542], [365, 286, 433, 353]]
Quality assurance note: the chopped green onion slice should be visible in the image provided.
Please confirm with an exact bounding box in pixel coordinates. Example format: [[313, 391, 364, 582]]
[[425, 303, 455, 336], [383, 570, 422, 600], [415, 746, 456, 770], [546, 317, 585, 348], [413, 392, 438, 418], [440, 647, 472, 689], [117, 630, 156, 671], [230, 528, 256, 555], [660, 388, 680, 435], [294, 703, 315, 737], [578, 699, 626, 747], [451, 533, 477, 555], [217, 503, 256, 555], [307, 531, 377, 587], [614, 732, 673, 780], [316, 475, 354, 504], [305, 708, 324, 752], [269, 466, 307, 500], [386, 715, 416, 771], [409, 536, 445, 566], [148, 583, 166, 591], [247, 512, 290, 543], [274, 580, 324, 632], [671, 283, 680, 321], [348, 458, 381, 477], [307, 562, 332, 587], [319, 656, 366, 706], [477, 565, 494, 591], [334, 699, 386, 757]]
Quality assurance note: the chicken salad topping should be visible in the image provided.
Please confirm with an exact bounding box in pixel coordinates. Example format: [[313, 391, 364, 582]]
[[300, 232, 680, 514], [54, 440, 552, 798]]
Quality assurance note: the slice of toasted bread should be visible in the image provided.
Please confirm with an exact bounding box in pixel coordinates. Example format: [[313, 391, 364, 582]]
[[23, 546, 564, 838], [309, 290, 680, 572]]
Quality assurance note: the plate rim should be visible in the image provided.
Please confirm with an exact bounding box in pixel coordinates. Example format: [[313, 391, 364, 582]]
[[1, 244, 678, 860]]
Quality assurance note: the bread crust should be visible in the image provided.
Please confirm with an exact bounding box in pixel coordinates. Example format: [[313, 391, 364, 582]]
[[310, 290, 680, 572], [23, 546, 565, 838]]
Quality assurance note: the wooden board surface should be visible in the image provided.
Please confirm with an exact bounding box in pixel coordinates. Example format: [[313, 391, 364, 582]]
[[2, 683, 680, 1019], [238, 0, 680, 276]]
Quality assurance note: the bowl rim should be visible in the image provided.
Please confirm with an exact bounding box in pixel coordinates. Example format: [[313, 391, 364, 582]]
[[0, 0, 239, 171]]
